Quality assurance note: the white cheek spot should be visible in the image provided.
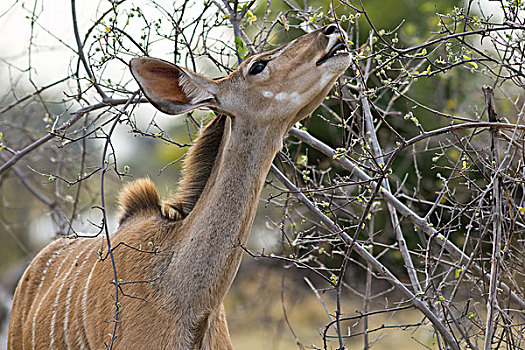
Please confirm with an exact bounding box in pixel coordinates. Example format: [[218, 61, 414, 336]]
[[289, 92, 300, 100], [274, 91, 305, 105], [275, 92, 289, 101], [262, 91, 273, 98]]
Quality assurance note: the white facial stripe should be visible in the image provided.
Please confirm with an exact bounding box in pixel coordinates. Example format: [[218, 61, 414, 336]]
[[269, 38, 297, 59], [262, 91, 273, 98]]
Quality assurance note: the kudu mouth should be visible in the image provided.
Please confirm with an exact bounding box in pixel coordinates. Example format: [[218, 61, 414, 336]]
[[316, 41, 349, 66], [316, 25, 350, 66]]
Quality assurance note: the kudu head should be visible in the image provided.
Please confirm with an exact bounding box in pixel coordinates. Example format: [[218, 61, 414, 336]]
[[130, 24, 350, 130]]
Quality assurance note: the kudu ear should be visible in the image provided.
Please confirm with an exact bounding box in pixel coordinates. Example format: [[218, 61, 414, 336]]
[[130, 57, 218, 115]]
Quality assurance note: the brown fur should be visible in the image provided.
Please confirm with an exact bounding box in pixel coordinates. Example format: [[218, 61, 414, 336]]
[[8, 25, 350, 349], [118, 177, 161, 225], [118, 115, 226, 224], [8, 113, 232, 350], [162, 114, 226, 220]]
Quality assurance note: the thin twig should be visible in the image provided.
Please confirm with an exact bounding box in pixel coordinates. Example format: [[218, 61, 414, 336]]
[[288, 126, 525, 312], [270, 164, 461, 350], [0, 97, 146, 175], [482, 85, 502, 350]]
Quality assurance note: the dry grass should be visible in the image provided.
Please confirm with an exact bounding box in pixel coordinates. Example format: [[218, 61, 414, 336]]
[[225, 264, 438, 350]]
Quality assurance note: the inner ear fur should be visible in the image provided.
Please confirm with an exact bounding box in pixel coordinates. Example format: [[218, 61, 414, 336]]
[[130, 57, 217, 115]]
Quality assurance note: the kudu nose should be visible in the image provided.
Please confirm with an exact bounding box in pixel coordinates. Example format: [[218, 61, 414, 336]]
[[323, 24, 338, 35]]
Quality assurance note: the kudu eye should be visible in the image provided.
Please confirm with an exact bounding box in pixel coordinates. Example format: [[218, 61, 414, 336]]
[[248, 60, 268, 75]]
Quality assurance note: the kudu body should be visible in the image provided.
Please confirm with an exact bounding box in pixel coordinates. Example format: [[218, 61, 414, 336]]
[[8, 25, 350, 349]]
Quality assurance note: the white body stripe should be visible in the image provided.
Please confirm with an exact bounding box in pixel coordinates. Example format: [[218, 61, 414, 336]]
[[64, 249, 92, 349], [32, 251, 60, 316], [81, 257, 98, 346], [31, 250, 68, 350], [49, 243, 87, 349]]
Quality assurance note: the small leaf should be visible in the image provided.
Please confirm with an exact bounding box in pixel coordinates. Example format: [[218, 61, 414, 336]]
[[246, 10, 256, 22], [234, 36, 248, 59], [298, 154, 308, 166], [329, 274, 338, 286], [415, 48, 427, 56], [280, 15, 289, 31]]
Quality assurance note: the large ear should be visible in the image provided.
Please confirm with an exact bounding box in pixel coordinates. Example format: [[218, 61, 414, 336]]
[[129, 57, 218, 115]]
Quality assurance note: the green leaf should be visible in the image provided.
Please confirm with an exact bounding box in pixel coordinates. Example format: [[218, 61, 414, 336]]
[[468, 61, 478, 69], [415, 48, 427, 56], [234, 36, 248, 59]]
